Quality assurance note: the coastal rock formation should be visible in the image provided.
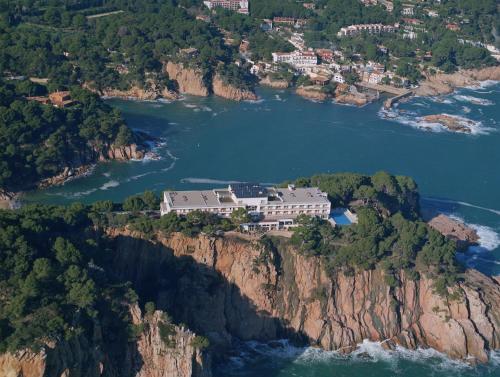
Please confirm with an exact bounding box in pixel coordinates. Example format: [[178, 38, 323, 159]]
[[109, 231, 500, 364], [37, 143, 145, 189], [415, 66, 500, 96], [260, 75, 290, 89], [164, 62, 209, 97], [37, 165, 94, 189], [296, 85, 329, 101], [212, 75, 258, 101], [99, 143, 145, 161], [427, 214, 479, 250], [334, 84, 369, 106], [420, 114, 475, 133], [101, 86, 161, 101], [0, 305, 211, 377], [132, 306, 211, 377]]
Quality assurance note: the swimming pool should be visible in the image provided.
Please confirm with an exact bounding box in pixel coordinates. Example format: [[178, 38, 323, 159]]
[[330, 212, 353, 225], [330, 208, 356, 226]]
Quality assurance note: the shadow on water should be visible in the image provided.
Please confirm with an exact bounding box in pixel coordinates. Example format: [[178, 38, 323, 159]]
[[108, 234, 308, 376]]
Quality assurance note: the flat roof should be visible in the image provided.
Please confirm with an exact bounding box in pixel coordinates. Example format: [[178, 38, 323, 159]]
[[167, 190, 237, 209], [273, 187, 330, 204], [165, 186, 330, 209]]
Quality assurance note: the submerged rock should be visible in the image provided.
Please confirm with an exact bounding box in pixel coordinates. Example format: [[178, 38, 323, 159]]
[[420, 114, 475, 133]]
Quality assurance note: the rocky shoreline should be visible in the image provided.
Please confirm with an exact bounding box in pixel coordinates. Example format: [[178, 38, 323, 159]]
[[415, 66, 500, 97], [94, 65, 500, 107]]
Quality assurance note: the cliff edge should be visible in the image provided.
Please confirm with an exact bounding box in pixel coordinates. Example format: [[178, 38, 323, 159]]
[[109, 231, 500, 364]]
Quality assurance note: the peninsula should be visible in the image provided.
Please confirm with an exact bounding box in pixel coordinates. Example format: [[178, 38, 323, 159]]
[[1, 172, 499, 377]]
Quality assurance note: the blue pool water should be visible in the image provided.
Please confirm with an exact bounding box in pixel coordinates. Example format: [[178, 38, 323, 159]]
[[330, 211, 353, 225]]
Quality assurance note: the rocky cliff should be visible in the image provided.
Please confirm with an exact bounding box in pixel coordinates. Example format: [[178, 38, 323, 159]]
[[164, 62, 209, 97], [212, 75, 257, 101], [101, 86, 179, 101], [37, 143, 146, 189], [415, 66, 500, 96], [109, 230, 500, 364], [0, 305, 211, 377]]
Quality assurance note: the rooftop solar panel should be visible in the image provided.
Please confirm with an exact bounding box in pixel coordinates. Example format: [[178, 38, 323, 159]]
[[230, 183, 268, 198]]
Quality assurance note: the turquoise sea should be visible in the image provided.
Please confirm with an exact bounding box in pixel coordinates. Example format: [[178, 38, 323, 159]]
[[23, 83, 500, 376]]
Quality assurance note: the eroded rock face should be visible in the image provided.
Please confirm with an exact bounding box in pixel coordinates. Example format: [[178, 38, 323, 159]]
[[99, 143, 145, 161], [212, 75, 257, 101], [108, 231, 500, 364], [0, 305, 211, 377], [131, 306, 211, 377], [164, 62, 209, 97]]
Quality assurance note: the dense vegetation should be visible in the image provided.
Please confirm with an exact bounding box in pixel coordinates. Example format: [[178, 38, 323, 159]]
[[0, 168, 468, 352], [0, 203, 138, 352], [0, 0, 242, 91], [286, 172, 462, 295], [0, 80, 134, 193]]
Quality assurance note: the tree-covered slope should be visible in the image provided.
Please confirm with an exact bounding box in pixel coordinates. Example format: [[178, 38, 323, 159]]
[[0, 80, 137, 193]]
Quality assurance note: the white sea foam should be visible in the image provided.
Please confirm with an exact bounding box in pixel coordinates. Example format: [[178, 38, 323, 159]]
[[447, 214, 500, 252], [70, 188, 98, 198], [103, 172, 111, 177], [378, 108, 493, 135], [181, 177, 243, 185], [183, 103, 198, 108], [466, 80, 499, 90], [244, 98, 265, 104], [469, 224, 500, 252], [168, 122, 179, 125], [228, 339, 473, 373], [422, 197, 500, 216], [100, 180, 120, 190], [454, 94, 494, 106], [429, 96, 454, 104], [462, 106, 471, 114]]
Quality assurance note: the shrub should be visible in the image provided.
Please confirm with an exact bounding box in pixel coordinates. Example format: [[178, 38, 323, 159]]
[[190, 335, 210, 350]]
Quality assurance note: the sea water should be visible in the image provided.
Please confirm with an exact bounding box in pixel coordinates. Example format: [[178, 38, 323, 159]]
[[22, 84, 500, 375]]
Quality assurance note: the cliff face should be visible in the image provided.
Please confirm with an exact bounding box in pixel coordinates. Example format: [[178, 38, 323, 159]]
[[109, 231, 500, 364], [212, 75, 257, 101], [131, 306, 211, 377], [36, 143, 145, 189], [0, 305, 211, 377], [99, 143, 145, 161], [164, 62, 209, 97]]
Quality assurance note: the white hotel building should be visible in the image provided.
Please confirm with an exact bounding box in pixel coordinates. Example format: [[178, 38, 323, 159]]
[[272, 50, 318, 70], [160, 183, 331, 231]]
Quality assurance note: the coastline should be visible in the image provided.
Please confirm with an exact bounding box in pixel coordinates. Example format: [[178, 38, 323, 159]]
[[98, 66, 500, 108]]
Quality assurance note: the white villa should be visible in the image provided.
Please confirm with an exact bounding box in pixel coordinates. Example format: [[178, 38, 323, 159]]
[[160, 183, 331, 231]]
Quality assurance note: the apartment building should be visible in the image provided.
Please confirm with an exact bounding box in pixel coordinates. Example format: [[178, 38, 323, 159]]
[[160, 183, 331, 231], [337, 23, 397, 37], [272, 50, 318, 68], [203, 0, 249, 14]]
